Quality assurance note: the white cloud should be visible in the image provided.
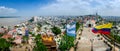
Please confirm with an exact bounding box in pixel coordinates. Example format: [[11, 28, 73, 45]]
[[38, 0, 120, 16], [0, 6, 17, 15]]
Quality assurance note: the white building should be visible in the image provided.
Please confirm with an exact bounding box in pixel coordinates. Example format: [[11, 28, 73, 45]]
[[86, 20, 96, 27], [33, 16, 38, 23]]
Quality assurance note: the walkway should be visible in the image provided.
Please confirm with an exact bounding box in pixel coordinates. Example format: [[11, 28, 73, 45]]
[[77, 27, 109, 51], [10, 43, 35, 51]]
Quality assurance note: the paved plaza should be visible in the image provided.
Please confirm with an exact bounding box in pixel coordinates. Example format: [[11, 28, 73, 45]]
[[77, 27, 109, 51]]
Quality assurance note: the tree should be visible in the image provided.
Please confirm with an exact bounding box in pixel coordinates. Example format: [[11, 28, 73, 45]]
[[29, 17, 34, 22], [33, 34, 47, 51], [37, 22, 42, 32], [22, 36, 29, 44], [35, 34, 41, 42], [0, 38, 12, 51], [0, 34, 3, 37], [37, 22, 42, 27], [51, 26, 61, 35], [59, 34, 74, 51], [76, 22, 80, 32], [33, 41, 47, 51]]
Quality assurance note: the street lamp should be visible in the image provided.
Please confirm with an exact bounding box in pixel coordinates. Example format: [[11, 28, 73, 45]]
[[90, 39, 94, 51]]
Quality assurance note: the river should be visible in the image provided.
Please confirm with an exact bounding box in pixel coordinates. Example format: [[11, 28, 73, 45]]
[[0, 17, 31, 26]]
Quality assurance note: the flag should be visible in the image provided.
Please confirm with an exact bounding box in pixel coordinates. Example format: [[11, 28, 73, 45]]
[[92, 23, 112, 34], [25, 29, 29, 36], [66, 21, 76, 37]]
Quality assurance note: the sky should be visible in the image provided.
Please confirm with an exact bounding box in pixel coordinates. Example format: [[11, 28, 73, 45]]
[[0, 0, 120, 16]]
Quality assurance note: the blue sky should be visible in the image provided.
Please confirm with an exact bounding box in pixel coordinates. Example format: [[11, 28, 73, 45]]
[[0, 0, 53, 10], [0, 0, 55, 16], [0, 0, 120, 16]]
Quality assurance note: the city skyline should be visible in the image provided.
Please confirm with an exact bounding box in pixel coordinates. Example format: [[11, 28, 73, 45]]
[[0, 0, 120, 16]]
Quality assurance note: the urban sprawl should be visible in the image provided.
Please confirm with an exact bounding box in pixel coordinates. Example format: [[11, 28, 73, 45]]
[[0, 14, 120, 51]]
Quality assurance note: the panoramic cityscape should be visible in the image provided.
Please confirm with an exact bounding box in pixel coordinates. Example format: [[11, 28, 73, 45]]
[[0, 0, 120, 51]]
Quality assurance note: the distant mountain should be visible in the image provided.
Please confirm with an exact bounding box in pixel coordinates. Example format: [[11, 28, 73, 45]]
[[0, 16, 20, 18], [102, 16, 120, 22]]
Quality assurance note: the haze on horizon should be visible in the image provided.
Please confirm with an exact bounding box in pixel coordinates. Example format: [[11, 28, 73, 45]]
[[0, 0, 120, 16]]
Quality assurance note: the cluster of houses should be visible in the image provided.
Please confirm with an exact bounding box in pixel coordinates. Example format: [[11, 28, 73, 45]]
[[0, 22, 34, 44], [0, 15, 99, 51]]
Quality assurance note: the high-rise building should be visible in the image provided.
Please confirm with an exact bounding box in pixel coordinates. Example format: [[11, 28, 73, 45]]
[[33, 16, 38, 22]]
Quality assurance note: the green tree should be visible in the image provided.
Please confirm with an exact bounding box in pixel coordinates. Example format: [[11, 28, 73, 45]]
[[76, 22, 80, 31], [22, 36, 29, 44], [0, 38, 12, 51], [0, 34, 3, 37], [29, 17, 34, 22], [51, 26, 61, 35], [33, 41, 47, 51], [35, 34, 41, 42], [59, 34, 74, 51], [33, 34, 47, 51], [37, 22, 42, 27]]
